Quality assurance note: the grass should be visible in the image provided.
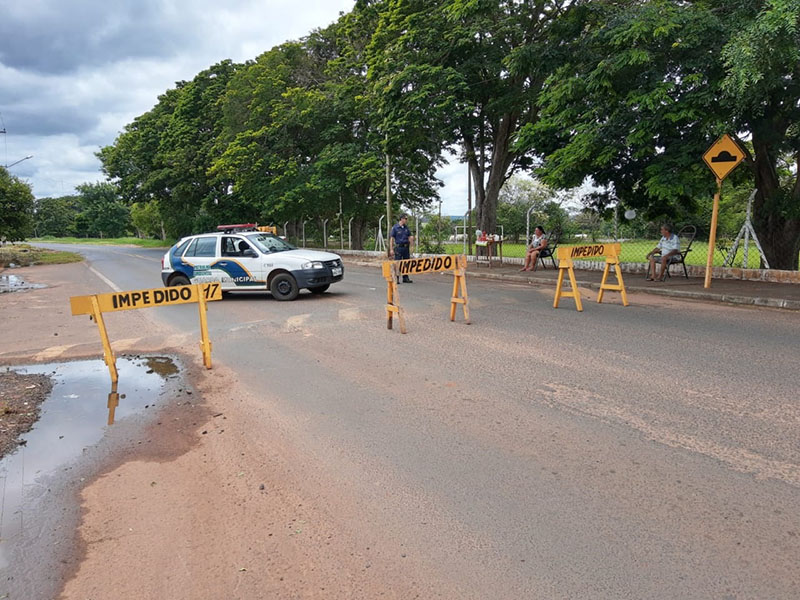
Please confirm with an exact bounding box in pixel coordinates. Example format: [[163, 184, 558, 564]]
[[31, 236, 173, 248], [0, 243, 84, 267], [440, 239, 767, 268]]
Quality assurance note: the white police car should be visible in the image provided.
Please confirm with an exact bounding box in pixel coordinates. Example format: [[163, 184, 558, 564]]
[[160, 224, 344, 301]]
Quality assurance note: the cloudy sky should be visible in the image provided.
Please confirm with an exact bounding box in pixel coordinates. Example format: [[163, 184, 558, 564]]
[[0, 0, 469, 216]]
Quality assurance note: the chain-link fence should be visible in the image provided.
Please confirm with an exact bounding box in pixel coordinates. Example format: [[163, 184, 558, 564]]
[[427, 214, 774, 269], [296, 210, 794, 270]]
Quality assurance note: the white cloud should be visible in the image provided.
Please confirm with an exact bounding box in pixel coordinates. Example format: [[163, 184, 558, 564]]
[[1, 0, 354, 198]]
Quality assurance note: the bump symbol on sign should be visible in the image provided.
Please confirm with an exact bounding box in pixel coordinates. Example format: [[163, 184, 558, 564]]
[[711, 151, 737, 163], [703, 134, 745, 181]]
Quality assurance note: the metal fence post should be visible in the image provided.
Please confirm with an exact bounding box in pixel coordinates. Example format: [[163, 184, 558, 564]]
[[348, 217, 354, 250]]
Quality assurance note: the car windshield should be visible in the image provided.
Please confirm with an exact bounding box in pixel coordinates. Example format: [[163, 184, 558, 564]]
[[246, 233, 296, 253]]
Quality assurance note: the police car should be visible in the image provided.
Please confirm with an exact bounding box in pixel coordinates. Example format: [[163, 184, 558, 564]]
[[160, 224, 344, 301]]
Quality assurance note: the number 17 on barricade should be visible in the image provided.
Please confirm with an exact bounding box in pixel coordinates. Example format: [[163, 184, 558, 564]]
[[381, 255, 470, 334]]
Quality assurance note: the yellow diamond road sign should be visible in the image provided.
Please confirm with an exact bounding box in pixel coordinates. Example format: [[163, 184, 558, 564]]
[[703, 134, 745, 181]]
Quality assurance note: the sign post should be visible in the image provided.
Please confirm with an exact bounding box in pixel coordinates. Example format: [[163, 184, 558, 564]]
[[71, 283, 222, 384], [702, 134, 745, 288]]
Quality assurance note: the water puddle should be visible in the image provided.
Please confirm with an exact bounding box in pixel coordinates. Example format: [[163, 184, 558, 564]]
[[0, 355, 182, 570], [0, 274, 46, 293]]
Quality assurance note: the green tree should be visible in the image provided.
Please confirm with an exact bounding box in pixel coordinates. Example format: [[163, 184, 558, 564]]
[[521, 0, 800, 269], [368, 0, 580, 235], [497, 176, 554, 242], [74, 182, 130, 238], [99, 61, 241, 239], [98, 86, 183, 233], [212, 9, 441, 249], [33, 196, 80, 237], [0, 167, 35, 242], [130, 201, 165, 239]]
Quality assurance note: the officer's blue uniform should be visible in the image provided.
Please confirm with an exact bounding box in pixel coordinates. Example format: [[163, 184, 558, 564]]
[[391, 221, 413, 282]]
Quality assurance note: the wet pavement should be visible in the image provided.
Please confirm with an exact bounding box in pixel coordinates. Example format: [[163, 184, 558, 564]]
[[0, 274, 46, 293], [0, 355, 183, 590]]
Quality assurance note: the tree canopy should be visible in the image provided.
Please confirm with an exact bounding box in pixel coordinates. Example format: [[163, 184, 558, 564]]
[[94, 0, 800, 265], [518, 0, 800, 268], [0, 167, 35, 242]]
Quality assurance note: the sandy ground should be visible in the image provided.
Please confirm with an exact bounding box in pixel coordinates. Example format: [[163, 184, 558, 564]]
[[1, 263, 419, 599]]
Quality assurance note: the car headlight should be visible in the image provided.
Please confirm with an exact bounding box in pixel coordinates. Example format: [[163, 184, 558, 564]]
[[301, 261, 324, 269]]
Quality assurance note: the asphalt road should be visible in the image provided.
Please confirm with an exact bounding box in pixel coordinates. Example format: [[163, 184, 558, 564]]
[[40, 243, 800, 598]]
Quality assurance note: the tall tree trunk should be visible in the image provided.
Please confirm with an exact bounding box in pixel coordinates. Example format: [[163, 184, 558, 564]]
[[751, 133, 800, 270], [351, 216, 366, 250], [479, 112, 517, 234]]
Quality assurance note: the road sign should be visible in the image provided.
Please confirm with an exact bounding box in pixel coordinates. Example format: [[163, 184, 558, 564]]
[[381, 255, 469, 333], [70, 282, 221, 315], [555, 243, 628, 310], [70, 283, 221, 383], [703, 134, 745, 181]]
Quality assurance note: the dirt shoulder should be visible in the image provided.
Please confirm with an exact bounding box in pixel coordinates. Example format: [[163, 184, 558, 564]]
[[1, 262, 420, 599], [0, 371, 52, 458]]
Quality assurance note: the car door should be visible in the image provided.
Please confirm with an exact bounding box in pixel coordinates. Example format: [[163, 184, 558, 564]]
[[214, 236, 265, 289], [182, 236, 220, 284]]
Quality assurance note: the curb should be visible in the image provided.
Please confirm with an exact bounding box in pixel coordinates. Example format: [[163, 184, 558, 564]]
[[343, 259, 800, 312]]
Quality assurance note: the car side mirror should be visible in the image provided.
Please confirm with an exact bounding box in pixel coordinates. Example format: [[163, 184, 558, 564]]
[[242, 249, 257, 258]]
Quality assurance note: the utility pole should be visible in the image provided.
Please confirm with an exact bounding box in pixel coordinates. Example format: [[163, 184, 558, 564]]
[[385, 133, 392, 257], [467, 166, 473, 256]]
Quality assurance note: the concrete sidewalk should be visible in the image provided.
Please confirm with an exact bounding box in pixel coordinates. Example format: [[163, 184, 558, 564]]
[[345, 257, 800, 311]]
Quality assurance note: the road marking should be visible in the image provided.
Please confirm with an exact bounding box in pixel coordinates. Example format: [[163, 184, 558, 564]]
[[114, 337, 144, 351], [541, 381, 800, 487], [111, 250, 160, 262], [34, 345, 73, 360], [284, 313, 311, 332], [229, 319, 271, 332], [285, 314, 311, 326], [338, 308, 362, 321], [86, 263, 122, 292]]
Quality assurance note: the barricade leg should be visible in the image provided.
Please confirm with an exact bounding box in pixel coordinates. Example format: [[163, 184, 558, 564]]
[[386, 267, 406, 333], [91, 296, 118, 384], [616, 263, 629, 306], [568, 267, 583, 312], [598, 262, 611, 303], [386, 278, 394, 330], [459, 271, 470, 324], [597, 258, 629, 307], [450, 273, 459, 321], [449, 270, 470, 323], [197, 286, 212, 369], [553, 267, 566, 308]]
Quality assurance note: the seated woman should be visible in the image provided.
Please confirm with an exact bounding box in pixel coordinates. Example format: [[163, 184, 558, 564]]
[[521, 226, 547, 271]]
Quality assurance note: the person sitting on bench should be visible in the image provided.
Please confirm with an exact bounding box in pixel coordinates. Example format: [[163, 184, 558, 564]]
[[646, 224, 680, 281], [520, 226, 547, 272]]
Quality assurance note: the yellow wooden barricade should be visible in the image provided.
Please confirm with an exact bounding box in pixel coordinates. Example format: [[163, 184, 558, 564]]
[[381, 255, 470, 333], [70, 283, 222, 384], [554, 243, 628, 311]]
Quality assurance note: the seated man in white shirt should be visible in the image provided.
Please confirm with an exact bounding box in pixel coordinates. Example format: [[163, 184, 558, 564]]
[[646, 224, 681, 281]]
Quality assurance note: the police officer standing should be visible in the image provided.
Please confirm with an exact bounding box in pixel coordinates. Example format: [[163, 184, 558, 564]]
[[390, 214, 414, 283]]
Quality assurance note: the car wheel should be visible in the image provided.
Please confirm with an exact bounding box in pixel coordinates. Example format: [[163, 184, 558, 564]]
[[308, 284, 330, 294], [270, 273, 299, 301], [169, 274, 191, 286]]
